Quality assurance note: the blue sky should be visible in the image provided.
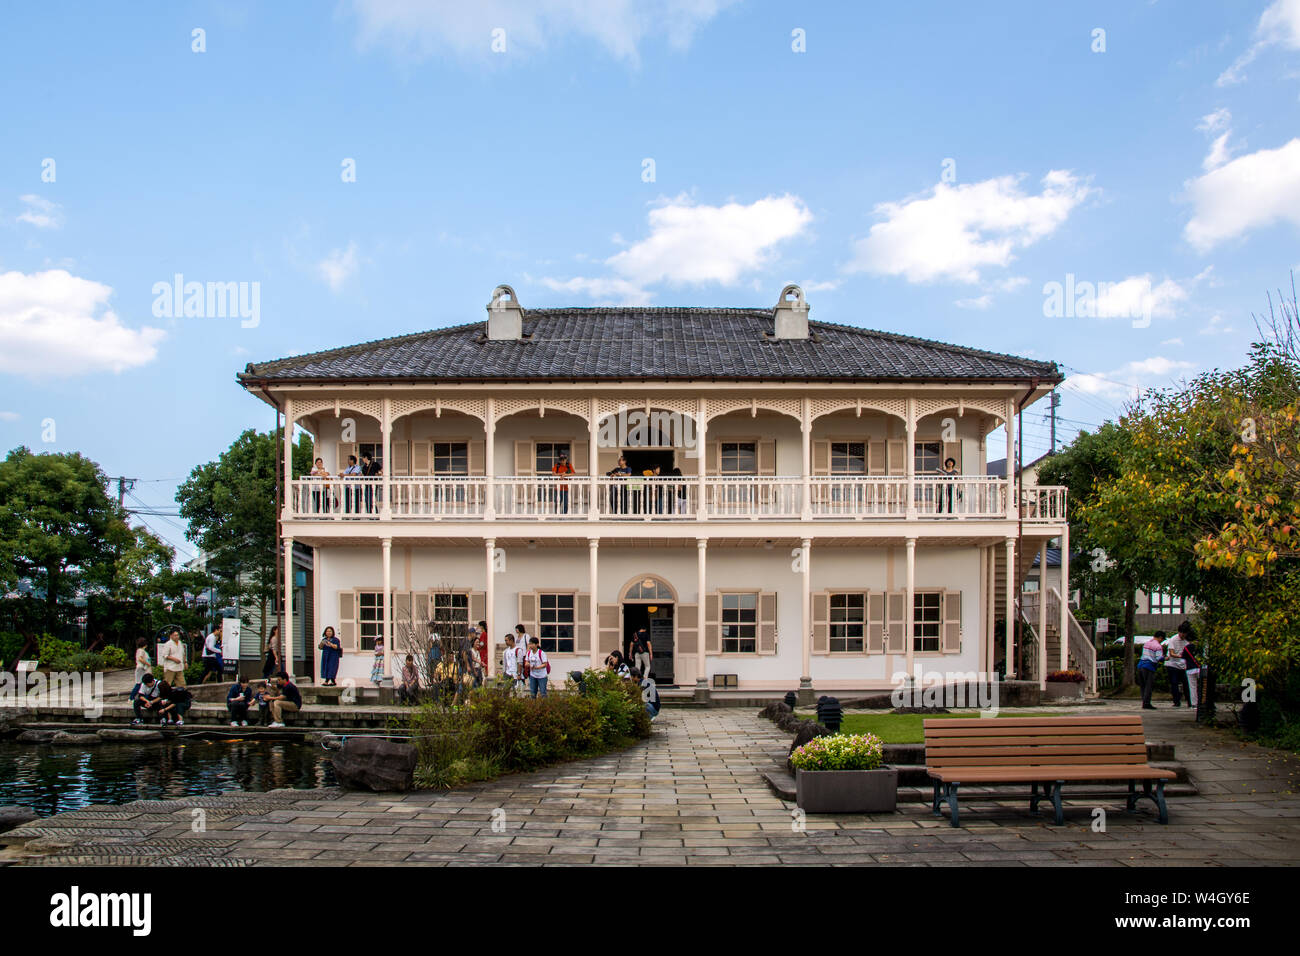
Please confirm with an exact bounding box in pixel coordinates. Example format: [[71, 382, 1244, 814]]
[[2, 1, 1298, 562]]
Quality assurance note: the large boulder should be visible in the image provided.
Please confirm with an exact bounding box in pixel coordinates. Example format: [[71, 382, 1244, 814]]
[[332, 737, 417, 792], [97, 728, 165, 742], [49, 731, 102, 746], [15, 729, 60, 744], [0, 805, 39, 833], [786, 720, 833, 773]]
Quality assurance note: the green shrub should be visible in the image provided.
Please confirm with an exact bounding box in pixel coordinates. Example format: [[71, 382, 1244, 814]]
[[101, 646, 129, 669], [789, 732, 885, 771], [56, 651, 107, 672], [37, 634, 80, 667], [0, 631, 25, 667]]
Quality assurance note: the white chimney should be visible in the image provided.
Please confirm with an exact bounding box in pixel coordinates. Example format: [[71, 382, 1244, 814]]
[[486, 284, 524, 340], [773, 284, 809, 339]]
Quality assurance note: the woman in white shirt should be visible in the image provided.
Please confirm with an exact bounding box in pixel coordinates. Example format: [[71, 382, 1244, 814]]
[[524, 638, 549, 698], [131, 638, 152, 698]]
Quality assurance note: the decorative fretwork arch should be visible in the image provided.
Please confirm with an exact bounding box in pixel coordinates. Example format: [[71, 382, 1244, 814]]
[[290, 399, 382, 424], [809, 397, 907, 423], [705, 397, 802, 424]]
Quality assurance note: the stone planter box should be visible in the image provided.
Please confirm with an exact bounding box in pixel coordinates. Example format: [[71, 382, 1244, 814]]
[[795, 767, 898, 813], [1045, 681, 1085, 699]]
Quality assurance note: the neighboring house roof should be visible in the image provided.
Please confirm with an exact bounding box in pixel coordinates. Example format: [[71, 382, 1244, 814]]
[[239, 308, 1061, 385], [986, 451, 1054, 479], [1030, 548, 1063, 569]]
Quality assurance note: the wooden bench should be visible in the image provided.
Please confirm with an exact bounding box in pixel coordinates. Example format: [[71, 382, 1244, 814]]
[[923, 715, 1176, 827]]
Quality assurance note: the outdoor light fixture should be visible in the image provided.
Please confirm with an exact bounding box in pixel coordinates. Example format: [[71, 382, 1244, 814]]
[[647, 605, 657, 613], [816, 695, 843, 732]]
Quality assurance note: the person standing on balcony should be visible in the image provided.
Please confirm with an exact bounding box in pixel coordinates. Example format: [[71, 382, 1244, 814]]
[[936, 457, 959, 514], [310, 457, 332, 514], [342, 454, 362, 515], [607, 455, 631, 514], [552, 452, 575, 514], [361, 452, 381, 513]]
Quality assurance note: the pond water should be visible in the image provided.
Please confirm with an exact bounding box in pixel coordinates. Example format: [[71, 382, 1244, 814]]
[[0, 738, 338, 817]]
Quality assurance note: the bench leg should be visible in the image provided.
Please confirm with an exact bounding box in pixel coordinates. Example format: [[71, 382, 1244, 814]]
[[945, 783, 960, 828], [1051, 781, 1064, 825], [931, 780, 942, 816], [1155, 779, 1168, 825], [1128, 779, 1170, 823], [1029, 780, 1040, 813], [1126, 780, 1138, 812]]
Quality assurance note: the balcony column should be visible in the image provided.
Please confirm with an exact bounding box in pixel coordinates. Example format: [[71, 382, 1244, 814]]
[[282, 397, 293, 519], [905, 397, 917, 519], [801, 398, 812, 521], [283, 535, 294, 680], [380, 398, 392, 518], [1038, 539, 1049, 689], [382, 537, 392, 680], [484, 397, 496, 520], [1004, 537, 1016, 679], [485, 537, 496, 677], [588, 398, 599, 521], [905, 537, 916, 680], [696, 538, 708, 694], [1059, 524, 1070, 673], [696, 398, 708, 521], [800, 537, 813, 702], [1005, 398, 1017, 520], [588, 538, 600, 669], [985, 545, 996, 677]]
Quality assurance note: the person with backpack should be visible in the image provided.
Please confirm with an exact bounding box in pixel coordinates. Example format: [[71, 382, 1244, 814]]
[[1138, 633, 1165, 709], [524, 637, 550, 698], [630, 628, 653, 680]]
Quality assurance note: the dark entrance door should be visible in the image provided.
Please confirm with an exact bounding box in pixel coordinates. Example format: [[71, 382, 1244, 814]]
[[623, 602, 675, 685], [623, 449, 675, 474]]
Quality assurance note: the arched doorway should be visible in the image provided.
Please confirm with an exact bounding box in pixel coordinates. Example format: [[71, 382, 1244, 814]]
[[621, 575, 676, 685]]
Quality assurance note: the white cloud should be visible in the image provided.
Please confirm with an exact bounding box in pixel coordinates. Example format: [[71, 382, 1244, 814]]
[[1197, 108, 1231, 134], [954, 294, 992, 310], [0, 411, 18, 422], [15, 194, 63, 230], [1198, 313, 1236, 335], [1093, 275, 1190, 321], [0, 270, 165, 378], [1184, 138, 1300, 251], [798, 278, 840, 293], [1161, 337, 1184, 346], [1217, 0, 1300, 85], [543, 194, 812, 302], [1067, 357, 1196, 402], [1196, 109, 1237, 171], [845, 170, 1092, 284], [350, 0, 739, 64], [316, 242, 360, 292]]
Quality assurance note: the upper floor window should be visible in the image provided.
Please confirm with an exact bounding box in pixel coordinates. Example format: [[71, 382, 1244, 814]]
[[913, 592, 941, 652], [830, 441, 866, 475], [432, 442, 468, 475], [914, 441, 942, 474], [538, 593, 575, 653], [721, 593, 757, 653], [358, 442, 383, 472], [535, 442, 571, 474], [720, 441, 757, 476], [1148, 592, 1185, 614], [829, 593, 866, 653]]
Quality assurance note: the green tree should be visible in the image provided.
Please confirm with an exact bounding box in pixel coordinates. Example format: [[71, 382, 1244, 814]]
[[0, 447, 129, 632]]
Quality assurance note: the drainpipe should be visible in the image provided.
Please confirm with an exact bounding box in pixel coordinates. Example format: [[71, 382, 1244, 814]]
[[1014, 378, 1040, 679], [259, 385, 284, 665]]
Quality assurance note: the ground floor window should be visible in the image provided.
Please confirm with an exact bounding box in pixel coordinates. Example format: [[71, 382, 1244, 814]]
[[913, 592, 941, 652], [722, 593, 758, 653], [538, 593, 575, 653], [830, 593, 866, 652], [358, 591, 384, 650]]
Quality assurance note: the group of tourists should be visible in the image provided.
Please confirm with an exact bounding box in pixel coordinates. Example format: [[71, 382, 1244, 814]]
[[130, 673, 194, 725], [603, 648, 660, 719], [1137, 621, 1201, 711], [604, 456, 687, 515], [306, 453, 382, 514], [500, 625, 552, 697], [225, 672, 302, 727]]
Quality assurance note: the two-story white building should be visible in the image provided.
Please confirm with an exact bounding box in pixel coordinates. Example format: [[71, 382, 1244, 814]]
[[238, 284, 1078, 700]]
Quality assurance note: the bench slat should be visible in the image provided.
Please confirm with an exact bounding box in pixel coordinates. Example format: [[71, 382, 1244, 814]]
[[924, 716, 1142, 728], [925, 733, 1145, 747], [924, 724, 1142, 739], [928, 744, 1148, 759]]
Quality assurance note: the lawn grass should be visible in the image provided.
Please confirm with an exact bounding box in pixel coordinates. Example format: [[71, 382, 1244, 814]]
[[795, 711, 1056, 744]]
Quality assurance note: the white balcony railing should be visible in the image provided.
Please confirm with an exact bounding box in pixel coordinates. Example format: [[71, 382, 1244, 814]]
[[286, 475, 1063, 523]]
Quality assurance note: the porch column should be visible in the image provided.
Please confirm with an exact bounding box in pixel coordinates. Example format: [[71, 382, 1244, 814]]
[[380, 398, 392, 518], [484, 397, 496, 520], [1005, 398, 1017, 520], [800, 537, 813, 697], [588, 398, 599, 520], [696, 398, 708, 521], [905, 538, 916, 680], [282, 397, 293, 519], [801, 398, 812, 520], [382, 537, 392, 680], [485, 537, 496, 677], [1059, 524, 1070, 673], [1038, 539, 1049, 689], [1004, 537, 1016, 679], [588, 538, 600, 669], [985, 545, 996, 676], [905, 397, 917, 519], [283, 535, 294, 680], [696, 538, 708, 689]]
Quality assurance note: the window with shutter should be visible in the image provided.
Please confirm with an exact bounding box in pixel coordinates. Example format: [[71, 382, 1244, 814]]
[[468, 440, 485, 476], [867, 591, 885, 653], [338, 591, 357, 652], [812, 592, 830, 654], [412, 441, 431, 474], [517, 592, 537, 641], [757, 440, 776, 477], [886, 439, 905, 476], [469, 591, 486, 630], [886, 591, 906, 653], [867, 440, 886, 475], [514, 441, 534, 475], [391, 441, 410, 476], [536, 592, 575, 653], [704, 593, 721, 654], [828, 592, 866, 653], [758, 592, 777, 654], [812, 440, 830, 476], [941, 590, 962, 653], [575, 593, 592, 654], [913, 591, 942, 652], [597, 604, 621, 654], [676, 603, 699, 656], [720, 592, 758, 653]]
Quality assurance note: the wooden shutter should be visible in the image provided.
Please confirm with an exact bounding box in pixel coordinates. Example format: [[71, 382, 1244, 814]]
[[514, 440, 533, 475], [412, 441, 430, 475], [757, 440, 776, 476], [759, 592, 777, 654], [943, 440, 962, 473], [597, 603, 620, 654], [469, 591, 486, 630], [517, 592, 536, 638], [886, 439, 905, 476], [676, 451, 697, 476], [812, 440, 830, 475], [338, 590, 357, 651], [412, 591, 429, 627], [571, 440, 588, 475], [676, 603, 698, 656], [391, 441, 410, 476], [867, 440, 886, 475], [704, 593, 721, 654], [336, 442, 357, 474], [886, 590, 906, 653], [394, 591, 412, 629], [942, 590, 962, 653], [468, 440, 485, 476], [597, 447, 620, 476], [575, 593, 592, 654], [812, 592, 830, 654], [708, 441, 721, 475], [867, 592, 885, 654]]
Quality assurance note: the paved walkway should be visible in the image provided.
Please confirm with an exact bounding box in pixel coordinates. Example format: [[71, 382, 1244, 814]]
[[3, 702, 1298, 865]]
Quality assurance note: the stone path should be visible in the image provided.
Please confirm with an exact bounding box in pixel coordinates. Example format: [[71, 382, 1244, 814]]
[[3, 703, 1298, 865]]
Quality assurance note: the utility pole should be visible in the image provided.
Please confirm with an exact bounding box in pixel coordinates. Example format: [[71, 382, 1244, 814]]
[[1048, 390, 1061, 454], [114, 477, 136, 507]]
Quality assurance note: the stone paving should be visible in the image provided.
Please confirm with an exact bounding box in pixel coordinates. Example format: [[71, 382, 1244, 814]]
[[2, 701, 1298, 866]]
